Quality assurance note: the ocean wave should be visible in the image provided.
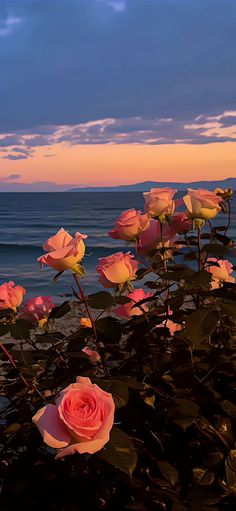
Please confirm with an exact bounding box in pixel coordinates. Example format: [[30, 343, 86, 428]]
[[0, 242, 127, 252]]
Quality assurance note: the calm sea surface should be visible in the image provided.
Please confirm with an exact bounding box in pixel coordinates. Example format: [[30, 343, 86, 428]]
[[0, 192, 235, 299]]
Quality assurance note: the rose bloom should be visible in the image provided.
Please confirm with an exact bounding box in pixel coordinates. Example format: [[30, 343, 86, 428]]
[[0, 281, 26, 311], [38, 228, 87, 272], [96, 252, 138, 288], [109, 208, 150, 241], [156, 311, 182, 336], [82, 347, 100, 363], [183, 189, 222, 220], [137, 219, 176, 255], [115, 288, 153, 319], [20, 296, 54, 323], [33, 376, 115, 459], [170, 212, 192, 234], [80, 317, 92, 329], [206, 258, 235, 289], [143, 188, 177, 218]]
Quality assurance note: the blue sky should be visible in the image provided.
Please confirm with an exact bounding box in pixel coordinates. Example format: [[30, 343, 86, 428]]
[[0, 0, 236, 189]]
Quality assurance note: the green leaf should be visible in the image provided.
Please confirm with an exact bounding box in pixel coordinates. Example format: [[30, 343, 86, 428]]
[[192, 467, 215, 486], [219, 301, 236, 319], [0, 323, 10, 336], [220, 400, 236, 420], [157, 461, 179, 486], [88, 291, 114, 309], [9, 319, 32, 339], [11, 348, 33, 365], [98, 427, 137, 474], [96, 317, 122, 344], [91, 379, 129, 408], [49, 301, 71, 319], [182, 309, 219, 346], [202, 243, 229, 256], [114, 295, 132, 305], [72, 264, 86, 276], [185, 270, 212, 291], [35, 332, 65, 344]]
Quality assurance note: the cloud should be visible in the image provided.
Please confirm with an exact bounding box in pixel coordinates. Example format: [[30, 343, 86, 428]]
[[0, 0, 235, 131], [3, 154, 28, 160], [7, 174, 21, 179], [106, 1, 126, 12], [0, 15, 22, 37], [0, 110, 235, 156]]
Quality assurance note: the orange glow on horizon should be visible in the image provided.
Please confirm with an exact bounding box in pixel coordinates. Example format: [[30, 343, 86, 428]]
[[1, 142, 236, 185]]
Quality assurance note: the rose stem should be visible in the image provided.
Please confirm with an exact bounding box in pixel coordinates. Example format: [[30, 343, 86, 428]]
[[73, 274, 98, 342], [197, 226, 202, 272], [225, 200, 231, 235], [0, 341, 30, 388]]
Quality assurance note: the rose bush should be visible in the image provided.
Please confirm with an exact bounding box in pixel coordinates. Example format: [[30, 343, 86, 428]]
[[0, 185, 236, 511]]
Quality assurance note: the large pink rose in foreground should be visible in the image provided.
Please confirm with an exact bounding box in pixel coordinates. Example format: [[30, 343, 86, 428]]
[[206, 258, 235, 288], [96, 252, 138, 288], [109, 208, 150, 241], [20, 296, 54, 323], [137, 219, 176, 255], [32, 376, 115, 459], [115, 288, 153, 318], [183, 189, 222, 220], [38, 228, 87, 272], [0, 281, 26, 310], [143, 188, 177, 218]]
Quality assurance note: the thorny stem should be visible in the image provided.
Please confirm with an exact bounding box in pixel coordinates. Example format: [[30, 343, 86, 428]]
[[197, 226, 202, 272], [0, 341, 47, 403], [73, 273, 98, 341], [225, 200, 231, 236], [73, 274, 108, 374], [0, 341, 30, 388]]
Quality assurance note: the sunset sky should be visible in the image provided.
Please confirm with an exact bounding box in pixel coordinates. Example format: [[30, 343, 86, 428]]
[[0, 0, 236, 191]]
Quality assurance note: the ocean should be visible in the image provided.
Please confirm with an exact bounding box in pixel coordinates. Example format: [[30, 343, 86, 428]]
[[0, 192, 235, 300]]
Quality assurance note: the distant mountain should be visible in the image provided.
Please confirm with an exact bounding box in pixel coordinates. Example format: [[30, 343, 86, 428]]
[[68, 178, 236, 192]]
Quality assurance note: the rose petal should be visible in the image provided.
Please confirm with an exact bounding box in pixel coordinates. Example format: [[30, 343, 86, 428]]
[[75, 376, 93, 386], [55, 391, 115, 459], [32, 404, 71, 448]]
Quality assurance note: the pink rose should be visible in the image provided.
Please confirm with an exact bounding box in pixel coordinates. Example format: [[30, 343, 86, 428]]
[[38, 228, 87, 272], [20, 296, 54, 323], [96, 252, 138, 288], [32, 376, 115, 459], [109, 209, 150, 241], [115, 288, 153, 318], [0, 281, 26, 310], [143, 188, 177, 218], [206, 258, 235, 288], [170, 212, 192, 234], [183, 189, 222, 220], [82, 347, 100, 363], [137, 219, 176, 255], [156, 311, 182, 336]]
